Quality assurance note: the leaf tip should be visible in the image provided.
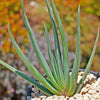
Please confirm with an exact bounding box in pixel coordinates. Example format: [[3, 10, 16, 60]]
[[8, 22, 9, 28], [78, 4, 80, 12], [97, 28, 100, 39], [98, 27, 100, 33]]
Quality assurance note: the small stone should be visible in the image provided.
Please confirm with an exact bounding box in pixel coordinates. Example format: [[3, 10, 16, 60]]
[[74, 94, 83, 99], [46, 95, 55, 100], [32, 97, 40, 100], [79, 72, 84, 76], [88, 90, 96, 94], [97, 78, 100, 82], [93, 94, 100, 99], [85, 93, 91, 98], [83, 95, 89, 100], [69, 97, 74, 100], [81, 87, 88, 94], [90, 99, 95, 100], [40, 95, 47, 99], [52, 95, 65, 100], [85, 84, 91, 88], [66, 96, 69, 99], [77, 76, 82, 83], [42, 98, 46, 100]]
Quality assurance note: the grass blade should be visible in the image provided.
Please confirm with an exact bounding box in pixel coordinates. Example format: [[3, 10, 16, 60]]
[[50, 0, 70, 90], [7, 23, 61, 95], [75, 29, 99, 94], [20, 0, 62, 91], [44, 23, 62, 89], [0, 60, 53, 96], [67, 5, 80, 96]]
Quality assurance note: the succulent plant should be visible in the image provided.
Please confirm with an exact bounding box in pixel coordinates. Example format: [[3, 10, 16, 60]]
[[0, 0, 99, 97]]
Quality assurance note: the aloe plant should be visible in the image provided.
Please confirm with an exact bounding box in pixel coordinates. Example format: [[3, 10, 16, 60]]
[[0, 0, 99, 96]]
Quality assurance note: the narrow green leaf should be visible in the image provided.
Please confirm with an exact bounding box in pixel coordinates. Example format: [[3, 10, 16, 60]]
[[20, 0, 62, 91], [52, 50, 59, 77], [52, 50, 64, 88], [44, 23, 62, 89], [75, 29, 99, 94], [56, 49, 64, 88], [7, 23, 61, 95], [0, 60, 53, 96], [46, 0, 62, 66], [67, 5, 80, 96], [46, 0, 64, 88], [50, 0, 70, 90]]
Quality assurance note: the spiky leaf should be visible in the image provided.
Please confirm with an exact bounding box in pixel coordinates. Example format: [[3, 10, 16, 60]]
[[46, 0, 64, 87], [20, 0, 62, 91], [50, 0, 70, 90], [0, 60, 53, 96], [7, 23, 61, 95], [67, 5, 80, 96], [44, 23, 62, 88], [75, 29, 99, 94]]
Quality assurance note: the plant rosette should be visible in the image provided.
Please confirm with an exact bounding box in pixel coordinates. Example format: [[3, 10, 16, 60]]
[[28, 70, 100, 100], [0, 0, 100, 100]]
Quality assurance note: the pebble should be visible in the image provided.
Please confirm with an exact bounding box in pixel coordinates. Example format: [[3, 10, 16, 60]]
[[83, 95, 89, 100], [81, 87, 88, 94], [88, 90, 96, 94]]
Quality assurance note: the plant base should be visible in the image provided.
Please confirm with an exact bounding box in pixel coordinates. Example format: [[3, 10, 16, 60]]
[[31, 72, 100, 100]]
